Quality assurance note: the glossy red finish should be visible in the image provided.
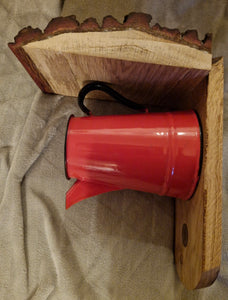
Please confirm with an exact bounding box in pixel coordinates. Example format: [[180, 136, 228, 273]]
[[65, 111, 201, 209]]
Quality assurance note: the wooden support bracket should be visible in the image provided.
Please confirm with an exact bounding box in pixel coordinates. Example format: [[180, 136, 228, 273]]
[[8, 13, 223, 290]]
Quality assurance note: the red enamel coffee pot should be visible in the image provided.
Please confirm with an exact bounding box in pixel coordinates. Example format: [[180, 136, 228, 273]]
[[65, 82, 202, 209]]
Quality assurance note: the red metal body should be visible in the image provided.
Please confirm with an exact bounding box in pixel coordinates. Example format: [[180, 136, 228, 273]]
[[65, 111, 201, 209]]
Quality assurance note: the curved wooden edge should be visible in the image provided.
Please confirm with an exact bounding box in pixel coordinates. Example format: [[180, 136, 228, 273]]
[[8, 13, 212, 93], [9, 13, 211, 52], [8, 43, 53, 93], [175, 57, 223, 290], [196, 267, 220, 289]]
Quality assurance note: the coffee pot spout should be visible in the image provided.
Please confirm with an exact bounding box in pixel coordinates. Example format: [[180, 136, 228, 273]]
[[66, 180, 121, 209]]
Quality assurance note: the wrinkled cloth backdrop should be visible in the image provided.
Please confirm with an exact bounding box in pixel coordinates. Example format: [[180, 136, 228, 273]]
[[0, 0, 227, 299]]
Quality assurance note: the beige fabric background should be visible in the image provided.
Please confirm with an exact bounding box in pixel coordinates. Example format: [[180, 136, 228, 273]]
[[0, 0, 227, 299]]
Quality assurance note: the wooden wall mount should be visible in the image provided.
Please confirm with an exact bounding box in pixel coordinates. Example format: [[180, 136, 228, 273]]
[[8, 13, 212, 103], [175, 58, 223, 289], [8, 13, 223, 290]]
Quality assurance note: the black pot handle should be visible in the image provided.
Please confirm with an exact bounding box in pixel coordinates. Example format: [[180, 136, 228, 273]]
[[78, 81, 147, 116]]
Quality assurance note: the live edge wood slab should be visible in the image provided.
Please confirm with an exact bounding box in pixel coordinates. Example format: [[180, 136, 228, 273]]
[[8, 13, 223, 290]]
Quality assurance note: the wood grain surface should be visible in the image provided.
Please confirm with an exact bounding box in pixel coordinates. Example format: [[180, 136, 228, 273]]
[[8, 14, 212, 97], [19, 46, 210, 104], [175, 57, 223, 289]]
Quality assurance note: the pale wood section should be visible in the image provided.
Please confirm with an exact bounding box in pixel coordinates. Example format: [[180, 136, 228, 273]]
[[8, 13, 212, 96], [23, 30, 212, 70], [22, 29, 211, 102], [20, 46, 209, 103], [202, 58, 223, 272], [175, 58, 223, 289]]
